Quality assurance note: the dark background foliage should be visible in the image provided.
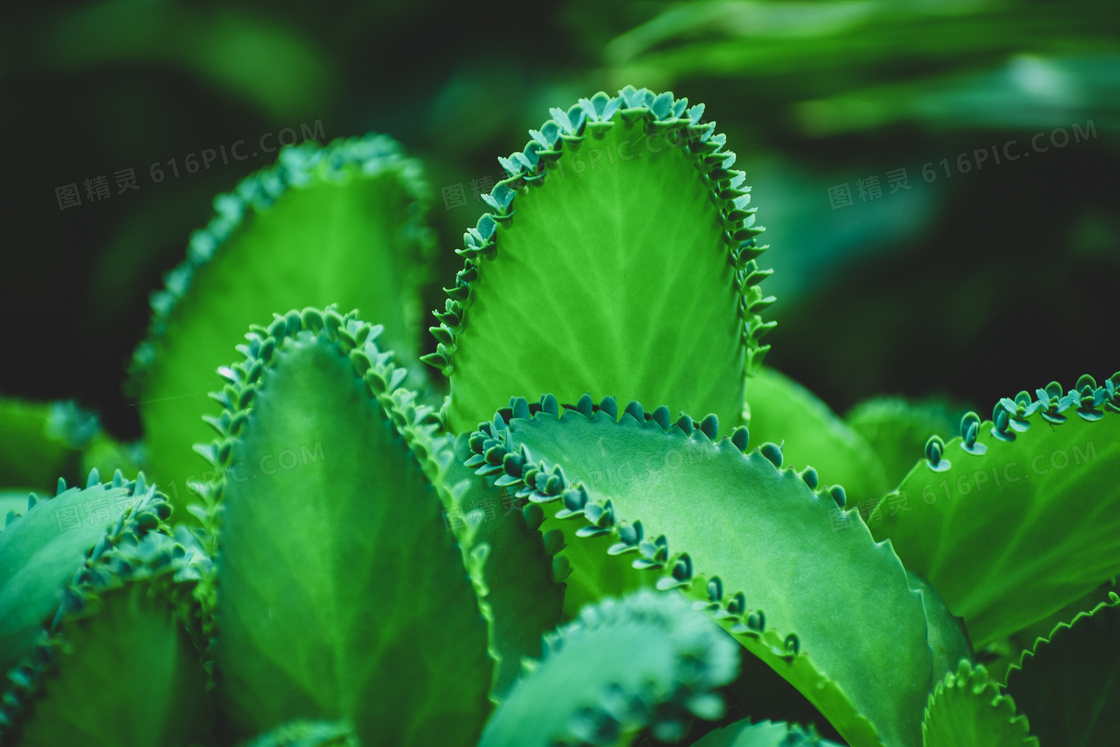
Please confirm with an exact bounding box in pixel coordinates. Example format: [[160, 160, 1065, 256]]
[[2, 0, 1117, 440]]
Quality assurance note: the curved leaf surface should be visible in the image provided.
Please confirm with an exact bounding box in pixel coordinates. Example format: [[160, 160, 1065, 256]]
[[692, 719, 844, 746], [430, 86, 773, 433], [2, 530, 209, 746], [444, 432, 565, 699], [206, 308, 490, 746], [922, 661, 1036, 747], [744, 367, 889, 508], [870, 373, 1120, 645], [464, 394, 936, 747], [478, 590, 738, 747], [129, 135, 434, 497], [0, 470, 170, 677], [846, 397, 960, 488]]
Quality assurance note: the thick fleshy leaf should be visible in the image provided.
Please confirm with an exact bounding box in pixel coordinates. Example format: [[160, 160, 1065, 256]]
[[478, 590, 739, 747], [692, 719, 844, 746], [128, 134, 434, 501], [870, 373, 1120, 645], [1004, 592, 1120, 746], [432, 87, 773, 433], [445, 432, 564, 699], [744, 367, 889, 508], [1, 524, 210, 745], [0, 472, 170, 677], [846, 397, 960, 488], [7, 575, 209, 747], [468, 395, 937, 747], [208, 308, 490, 747], [921, 661, 1037, 747]]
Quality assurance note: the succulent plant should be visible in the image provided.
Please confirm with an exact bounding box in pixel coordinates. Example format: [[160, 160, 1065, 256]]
[[2, 86, 1116, 746]]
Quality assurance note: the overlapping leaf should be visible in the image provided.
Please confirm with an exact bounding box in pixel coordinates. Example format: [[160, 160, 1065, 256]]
[[692, 718, 844, 746], [846, 396, 961, 488], [0, 400, 100, 494], [921, 661, 1036, 747], [0, 470, 171, 677], [0, 475, 207, 745], [204, 308, 490, 746], [7, 558, 210, 747], [463, 394, 936, 747], [870, 373, 1120, 645], [1004, 592, 1120, 746], [129, 134, 434, 497], [443, 433, 565, 699], [744, 367, 888, 507], [478, 590, 738, 747]]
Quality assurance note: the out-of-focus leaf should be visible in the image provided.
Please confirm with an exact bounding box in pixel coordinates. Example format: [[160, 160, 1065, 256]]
[[922, 661, 1037, 747], [0, 400, 104, 494], [744, 367, 889, 508], [847, 396, 962, 488], [40, 0, 334, 120], [605, 0, 1120, 103], [795, 55, 1120, 140]]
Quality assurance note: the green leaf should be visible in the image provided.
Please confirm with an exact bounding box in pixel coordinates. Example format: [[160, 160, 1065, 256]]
[[478, 589, 739, 747], [239, 720, 358, 747], [445, 432, 565, 699], [604, 2, 1120, 109], [784, 54, 1120, 137], [1007, 577, 1117, 663], [468, 394, 937, 747], [1004, 591, 1120, 746], [435, 87, 772, 434], [208, 308, 491, 747], [0, 400, 98, 493], [2, 529, 210, 746], [869, 373, 1120, 646], [921, 661, 1037, 747], [744, 367, 889, 508], [907, 571, 974, 686], [8, 580, 209, 747], [80, 434, 145, 486], [0, 472, 171, 677], [974, 578, 1119, 687], [43, 3, 334, 121], [0, 490, 30, 521], [691, 719, 844, 746], [128, 134, 434, 504], [846, 396, 962, 488]]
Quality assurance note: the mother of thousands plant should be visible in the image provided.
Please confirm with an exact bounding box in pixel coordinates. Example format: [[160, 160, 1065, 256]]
[[1, 86, 1117, 747]]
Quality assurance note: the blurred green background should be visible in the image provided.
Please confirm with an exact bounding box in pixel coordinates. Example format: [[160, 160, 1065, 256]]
[[2, 0, 1117, 440]]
